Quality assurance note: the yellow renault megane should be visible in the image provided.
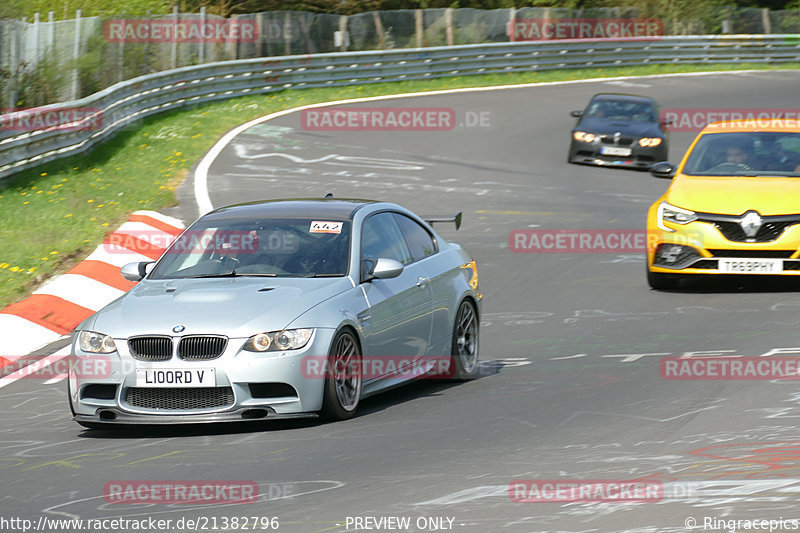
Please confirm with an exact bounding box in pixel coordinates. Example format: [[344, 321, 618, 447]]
[[646, 119, 800, 289]]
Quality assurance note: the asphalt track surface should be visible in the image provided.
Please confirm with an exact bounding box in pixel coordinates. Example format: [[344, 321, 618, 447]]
[[4, 70, 800, 533]]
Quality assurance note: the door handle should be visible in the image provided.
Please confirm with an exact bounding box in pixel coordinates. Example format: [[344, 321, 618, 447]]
[[416, 276, 429, 287]]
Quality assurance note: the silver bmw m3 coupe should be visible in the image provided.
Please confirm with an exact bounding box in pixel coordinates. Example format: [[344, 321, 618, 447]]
[[69, 198, 481, 426]]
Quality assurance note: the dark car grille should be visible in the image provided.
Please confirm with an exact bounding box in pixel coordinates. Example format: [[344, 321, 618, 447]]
[[599, 135, 634, 146], [129, 336, 173, 361], [710, 221, 796, 242], [178, 336, 227, 360], [125, 387, 235, 410], [708, 249, 796, 258]]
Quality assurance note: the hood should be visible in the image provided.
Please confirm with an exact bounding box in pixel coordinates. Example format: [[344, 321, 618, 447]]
[[666, 175, 800, 215], [85, 276, 354, 338], [575, 118, 662, 137]]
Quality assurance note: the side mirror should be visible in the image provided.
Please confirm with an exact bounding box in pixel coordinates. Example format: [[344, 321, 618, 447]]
[[363, 258, 404, 282], [651, 161, 676, 179], [121, 261, 155, 282], [570, 110, 583, 118]]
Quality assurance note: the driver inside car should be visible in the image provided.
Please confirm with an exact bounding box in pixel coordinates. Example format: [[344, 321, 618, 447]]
[[707, 136, 754, 172]]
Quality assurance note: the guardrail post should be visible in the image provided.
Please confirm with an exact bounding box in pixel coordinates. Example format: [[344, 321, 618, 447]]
[[170, 6, 178, 69], [338, 15, 348, 52], [143, 10, 150, 75], [118, 12, 125, 83], [47, 11, 54, 53], [199, 7, 206, 63], [761, 8, 771, 34], [8, 21, 20, 107], [228, 14, 239, 59], [415, 9, 423, 48], [32, 12, 41, 65], [445, 8, 454, 46], [71, 9, 82, 101], [508, 7, 516, 42], [255, 12, 265, 57], [284, 12, 291, 55], [372, 12, 384, 50]]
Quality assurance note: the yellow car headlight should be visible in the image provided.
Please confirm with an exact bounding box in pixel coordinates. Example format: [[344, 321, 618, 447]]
[[657, 202, 697, 232], [573, 131, 596, 143]]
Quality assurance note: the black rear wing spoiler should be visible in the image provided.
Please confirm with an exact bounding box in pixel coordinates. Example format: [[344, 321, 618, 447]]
[[423, 212, 462, 230]]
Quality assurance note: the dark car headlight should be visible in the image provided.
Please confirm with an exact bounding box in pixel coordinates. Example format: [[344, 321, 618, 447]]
[[244, 329, 314, 352], [639, 137, 663, 147], [573, 131, 597, 143]]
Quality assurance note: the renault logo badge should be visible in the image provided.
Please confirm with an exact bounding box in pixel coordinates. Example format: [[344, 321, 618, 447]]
[[740, 211, 763, 239]]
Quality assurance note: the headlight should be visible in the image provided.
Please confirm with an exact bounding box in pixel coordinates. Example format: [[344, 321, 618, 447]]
[[244, 329, 314, 352], [77, 331, 117, 353], [657, 202, 697, 232], [573, 131, 596, 143], [639, 137, 663, 147]]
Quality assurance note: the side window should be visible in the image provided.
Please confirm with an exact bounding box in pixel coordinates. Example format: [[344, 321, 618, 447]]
[[361, 212, 412, 265], [393, 214, 436, 262]]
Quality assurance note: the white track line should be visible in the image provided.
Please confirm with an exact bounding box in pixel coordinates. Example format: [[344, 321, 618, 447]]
[[193, 69, 779, 215]]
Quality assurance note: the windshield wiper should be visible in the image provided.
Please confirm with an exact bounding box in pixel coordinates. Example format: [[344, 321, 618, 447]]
[[187, 271, 277, 278], [188, 270, 238, 278]]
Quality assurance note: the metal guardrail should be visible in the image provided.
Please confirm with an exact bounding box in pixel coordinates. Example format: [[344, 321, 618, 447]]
[[1, 35, 799, 181]]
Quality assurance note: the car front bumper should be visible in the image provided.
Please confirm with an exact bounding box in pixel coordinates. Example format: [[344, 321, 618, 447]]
[[647, 217, 800, 276], [69, 328, 338, 424], [569, 140, 667, 169]]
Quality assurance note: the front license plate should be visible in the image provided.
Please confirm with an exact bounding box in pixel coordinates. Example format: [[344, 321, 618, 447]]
[[600, 146, 632, 156], [718, 258, 783, 274], [136, 368, 216, 387]]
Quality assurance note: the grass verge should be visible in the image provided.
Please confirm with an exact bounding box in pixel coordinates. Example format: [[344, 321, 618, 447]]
[[1, 62, 798, 309]]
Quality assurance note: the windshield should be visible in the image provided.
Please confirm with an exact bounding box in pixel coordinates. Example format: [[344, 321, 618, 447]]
[[683, 131, 800, 176], [583, 99, 656, 122], [149, 217, 351, 279]]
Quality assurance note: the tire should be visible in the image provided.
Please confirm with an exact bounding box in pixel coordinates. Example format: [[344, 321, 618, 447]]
[[320, 329, 362, 421], [449, 300, 480, 380], [647, 268, 680, 290]]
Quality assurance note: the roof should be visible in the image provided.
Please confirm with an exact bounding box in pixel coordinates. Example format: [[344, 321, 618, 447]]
[[203, 198, 379, 221], [590, 93, 656, 103]]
